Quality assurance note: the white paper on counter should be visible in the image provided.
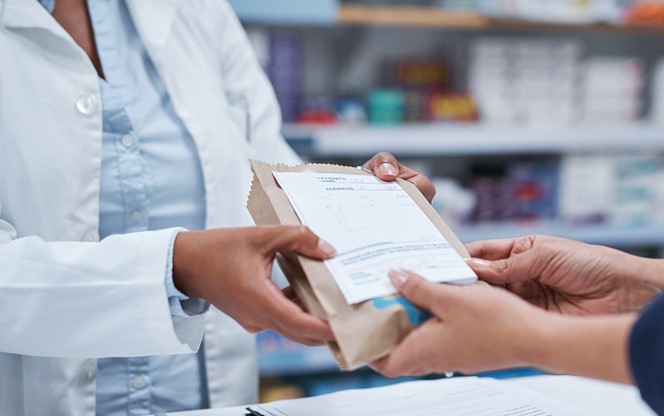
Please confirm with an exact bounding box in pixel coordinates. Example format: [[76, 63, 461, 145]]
[[273, 172, 477, 304], [249, 376, 582, 416]]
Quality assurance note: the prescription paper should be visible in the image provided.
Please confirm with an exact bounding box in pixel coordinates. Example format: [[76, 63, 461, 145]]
[[249, 376, 582, 416], [273, 172, 477, 304]]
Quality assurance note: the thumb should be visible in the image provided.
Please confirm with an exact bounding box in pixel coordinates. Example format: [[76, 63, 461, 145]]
[[364, 152, 399, 181], [267, 225, 336, 260], [388, 269, 446, 314]]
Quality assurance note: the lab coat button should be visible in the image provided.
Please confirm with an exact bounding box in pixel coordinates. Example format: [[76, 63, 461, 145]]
[[85, 232, 100, 242], [75, 94, 98, 117], [131, 375, 146, 389], [77, 361, 98, 386], [130, 210, 144, 222], [121, 134, 134, 148]]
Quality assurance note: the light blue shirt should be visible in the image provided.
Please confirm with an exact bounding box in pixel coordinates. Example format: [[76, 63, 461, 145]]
[[38, 0, 209, 414]]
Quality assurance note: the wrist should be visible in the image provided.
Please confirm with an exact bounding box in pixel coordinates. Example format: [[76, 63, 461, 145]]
[[621, 257, 664, 312], [521, 311, 560, 370], [172, 231, 199, 299], [530, 313, 636, 384]]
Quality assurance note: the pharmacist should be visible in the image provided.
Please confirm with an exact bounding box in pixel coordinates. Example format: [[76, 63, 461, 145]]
[[373, 236, 664, 415], [0, 1, 432, 415]]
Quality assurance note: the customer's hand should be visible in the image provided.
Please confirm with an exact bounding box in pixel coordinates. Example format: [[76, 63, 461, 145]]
[[467, 235, 662, 315], [172, 225, 336, 346], [363, 152, 435, 203], [372, 269, 636, 384], [372, 270, 545, 378]]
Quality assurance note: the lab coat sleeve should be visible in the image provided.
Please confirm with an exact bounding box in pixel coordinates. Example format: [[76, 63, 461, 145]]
[[0, 217, 205, 358], [217, 0, 302, 166], [629, 292, 664, 415]]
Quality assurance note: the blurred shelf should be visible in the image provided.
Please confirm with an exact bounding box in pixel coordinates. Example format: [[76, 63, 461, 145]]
[[228, 2, 664, 34], [455, 222, 664, 247], [228, 0, 338, 25], [338, 5, 664, 35], [283, 123, 664, 157], [257, 331, 340, 376], [259, 345, 340, 377]]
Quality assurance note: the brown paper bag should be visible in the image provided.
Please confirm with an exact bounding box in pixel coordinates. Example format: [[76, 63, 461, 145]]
[[246, 160, 471, 370]]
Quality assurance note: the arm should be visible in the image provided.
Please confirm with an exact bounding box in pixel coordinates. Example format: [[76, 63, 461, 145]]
[[534, 313, 634, 384], [1, 207, 334, 356]]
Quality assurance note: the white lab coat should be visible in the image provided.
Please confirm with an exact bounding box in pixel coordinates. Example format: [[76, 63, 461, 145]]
[[0, 0, 300, 414]]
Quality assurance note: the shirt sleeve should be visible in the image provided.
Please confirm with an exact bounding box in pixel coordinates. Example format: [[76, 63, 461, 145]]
[[629, 292, 664, 414], [165, 230, 210, 318]]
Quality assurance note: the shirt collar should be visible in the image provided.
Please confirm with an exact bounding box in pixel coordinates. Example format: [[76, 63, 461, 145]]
[[36, 0, 55, 14]]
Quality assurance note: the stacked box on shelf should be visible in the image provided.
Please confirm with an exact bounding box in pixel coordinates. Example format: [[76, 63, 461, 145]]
[[612, 156, 664, 226], [436, 0, 626, 23], [507, 162, 559, 222], [267, 32, 304, 123], [469, 38, 581, 126], [469, 162, 559, 224], [655, 59, 664, 125], [559, 154, 664, 226], [578, 57, 643, 125]]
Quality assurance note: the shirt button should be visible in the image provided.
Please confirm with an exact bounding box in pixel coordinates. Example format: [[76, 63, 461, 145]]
[[131, 375, 146, 390], [130, 210, 144, 223], [121, 134, 134, 148], [77, 360, 98, 386], [75, 94, 98, 117]]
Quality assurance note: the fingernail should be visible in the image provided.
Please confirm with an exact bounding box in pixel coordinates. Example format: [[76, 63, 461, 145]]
[[318, 239, 336, 257], [389, 268, 410, 289], [379, 162, 398, 177], [467, 258, 491, 268]]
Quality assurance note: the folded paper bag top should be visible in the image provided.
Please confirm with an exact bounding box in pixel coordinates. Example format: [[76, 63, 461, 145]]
[[246, 160, 474, 370]]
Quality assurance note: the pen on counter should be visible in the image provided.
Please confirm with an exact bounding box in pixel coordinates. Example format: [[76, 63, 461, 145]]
[[245, 407, 267, 416]]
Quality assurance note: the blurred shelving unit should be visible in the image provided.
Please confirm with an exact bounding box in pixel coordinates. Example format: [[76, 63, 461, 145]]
[[229, 0, 664, 34], [227, 0, 338, 25], [455, 222, 664, 248], [283, 123, 664, 157], [257, 341, 339, 377], [230, 0, 664, 391], [337, 4, 664, 34]]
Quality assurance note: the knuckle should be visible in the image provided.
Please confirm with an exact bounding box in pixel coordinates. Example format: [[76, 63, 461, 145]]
[[287, 225, 311, 243], [402, 275, 420, 294], [377, 151, 394, 160], [494, 259, 512, 276], [295, 225, 310, 238], [513, 235, 535, 254], [477, 240, 490, 258]]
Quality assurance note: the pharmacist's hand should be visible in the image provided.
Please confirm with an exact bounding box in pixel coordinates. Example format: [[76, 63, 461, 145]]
[[172, 226, 336, 346], [466, 235, 661, 315], [372, 270, 543, 378], [363, 152, 435, 203]]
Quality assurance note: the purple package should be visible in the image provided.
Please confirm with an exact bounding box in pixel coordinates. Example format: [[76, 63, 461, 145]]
[[267, 32, 304, 122], [507, 162, 559, 222]]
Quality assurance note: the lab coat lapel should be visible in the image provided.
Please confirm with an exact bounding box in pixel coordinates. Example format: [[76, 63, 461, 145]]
[[124, 0, 178, 67], [1, 0, 71, 39]]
